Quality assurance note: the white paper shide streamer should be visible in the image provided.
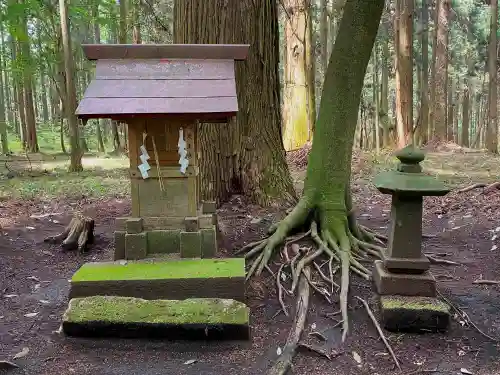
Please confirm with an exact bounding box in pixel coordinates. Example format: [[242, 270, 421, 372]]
[[138, 144, 151, 179], [178, 127, 189, 174]]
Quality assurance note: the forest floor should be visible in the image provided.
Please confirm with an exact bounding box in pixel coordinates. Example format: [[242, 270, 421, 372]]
[[1, 144, 500, 375]]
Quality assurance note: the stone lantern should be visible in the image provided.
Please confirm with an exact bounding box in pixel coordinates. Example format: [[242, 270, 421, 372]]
[[372, 146, 451, 332]]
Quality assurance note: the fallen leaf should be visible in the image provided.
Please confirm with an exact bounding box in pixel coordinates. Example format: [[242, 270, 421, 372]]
[[119, 260, 128, 265], [461, 368, 473, 375], [41, 250, 54, 256], [183, 359, 197, 365], [34, 284, 41, 290], [3, 294, 18, 298], [492, 235, 498, 241], [276, 347, 282, 356], [280, 272, 287, 281], [39, 300, 50, 305], [52, 220, 60, 224], [352, 351, 362, 364], [458, 350, 466, 357], [0, 316, 4, 319], [250, 217, 261, 224], [13, 347, 29, 359], [53, 325, 63, 334], [437, 214, 443, 219], [27, 276, 40, 282], [24, 312, 38, 318], [495, 227, 500, 232], [491, 245, 498, 251], [0, 360, 19, 370], [26, 226, 35, 230], [310, 322, 316, 330], [462, 214, 472, 219]]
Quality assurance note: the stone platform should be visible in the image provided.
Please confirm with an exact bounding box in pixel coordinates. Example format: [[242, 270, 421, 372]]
[[379, 295, 450, 333], [62, 296, 250, 340], [68, 258, 245, 302]]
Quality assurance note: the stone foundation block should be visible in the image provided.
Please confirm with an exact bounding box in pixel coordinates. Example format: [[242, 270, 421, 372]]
[[114, 231, 126, 261], [202, 201, 216, 214], [184, 217, 199, 232], [125, 233, 147, 260], [180, 231, 202, 258], [199, 214, 213, 229], [201, 227, 217, 258], [147, 230, 180, 254], [115, 217, 129, 231], [373, 260, 436, 297], [380, 295, 450, 333], [126, 218, 143, 234]]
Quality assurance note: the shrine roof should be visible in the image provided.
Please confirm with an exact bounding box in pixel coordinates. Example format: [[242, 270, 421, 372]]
[[76, 44, 250, 121]]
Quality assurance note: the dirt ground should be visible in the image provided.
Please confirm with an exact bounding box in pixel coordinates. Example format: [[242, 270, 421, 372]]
[[1, 150, 500, 375]]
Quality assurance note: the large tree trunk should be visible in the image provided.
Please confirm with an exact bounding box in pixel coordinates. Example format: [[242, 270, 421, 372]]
[[60, 0, 83, 171], [174, 0, 296, 206], [395, 0, 414, 148], [486, 0, 498, 153], [447, 75, 454, 142], [429, 0, 440, 139], [0, 15, 8, 154], [19, 0, 39, 153], [320, 0, 329, 75], [433, 0, 449, 142], [244, 0, 385, 348], [282, 0, 315, 151], [420, 0, 429, 144], [380, 5, 391, 148], [92, 1, 105, 153]]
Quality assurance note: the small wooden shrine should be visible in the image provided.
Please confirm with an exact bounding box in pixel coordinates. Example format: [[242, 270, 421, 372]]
[[76, 44, 249, 260]]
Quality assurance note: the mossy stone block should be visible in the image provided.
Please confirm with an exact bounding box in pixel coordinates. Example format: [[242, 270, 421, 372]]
[[125, 232, 147, 260], [184, 217, 199, 232], [147, 230, 180, 254], [126, 218, 143, 234], [199, 214, 213, 229], [180, 231, 202, 258], [380, 295, 451, 333], [115, 217, 129, 231], [62, 296, 250, 340], [201, 227, 217, 258], [114, 231, 126, 261], [202, 201, 216, 214]]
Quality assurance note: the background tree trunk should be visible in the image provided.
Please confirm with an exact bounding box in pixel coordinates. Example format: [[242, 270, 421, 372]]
[[283, 0, 314, 151], [174, 0, 296, 206], [433, 0, 450, 142], [486, 0, 498, 153], [420, 0, 429, 144], [59, 0, 82, 171]]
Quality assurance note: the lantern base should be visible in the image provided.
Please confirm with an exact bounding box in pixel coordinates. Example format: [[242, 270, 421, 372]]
[[373, 260, 436, 297]]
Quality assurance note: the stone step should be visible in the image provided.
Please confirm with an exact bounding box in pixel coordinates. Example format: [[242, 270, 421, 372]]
[[62, 296, 250, 340], [69, 258, 245, 303]]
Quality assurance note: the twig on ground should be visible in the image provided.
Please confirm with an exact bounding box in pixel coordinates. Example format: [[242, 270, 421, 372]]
[[472, 279, 500, 285], [298, 342, 338, 360], [458, 181, 500, 194], [268, 266, 311, 375], [426, 255, 460, 266], [356, 296, 401, 371], [276, 264, 289, 317], [437, 289, 500, 342], [309, 330, 327, 341]]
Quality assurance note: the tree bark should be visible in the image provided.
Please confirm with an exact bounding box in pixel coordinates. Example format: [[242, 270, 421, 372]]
[[283, 0, 315, 151], [320, 0, 329, 74], [92, 1, 105, 153], [19, 0, 39, 152], [447, 75, 454, 142], [429, 0, 440, 139], [0, 14, 8, 154], [395, 0, 414, 148], [462, 83, 470, 147], [60, 0, 83, 171], [174, 0, 296, 206], [380, 5, 390, 147], [420, 0, 429, 144], [486, 0, 498, 153], [433, 0, 449, 142]]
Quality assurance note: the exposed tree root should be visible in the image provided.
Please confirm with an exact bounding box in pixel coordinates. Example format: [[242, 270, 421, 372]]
[[44, 213, 95, 253], [268, 266, 310, 375], [473, 279, 500, 285], [244, 196, 385, 348], [458, 181, 500, 194]]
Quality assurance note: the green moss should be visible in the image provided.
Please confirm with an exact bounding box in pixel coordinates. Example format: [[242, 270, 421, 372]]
[[381, 296, 450, 313], [64, 296, 249, 324], [71, 258, 245, 282]]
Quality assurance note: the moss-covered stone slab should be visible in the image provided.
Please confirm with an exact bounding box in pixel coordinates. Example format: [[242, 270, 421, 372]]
[[180, 231, 202, 258], [113, 231, 126, 260], [380, 295, 450, 333], [62, 296, 250, 340], [69, 258, 245, 302], [201, 227, 217, 258], [125, 232, 147, 260]]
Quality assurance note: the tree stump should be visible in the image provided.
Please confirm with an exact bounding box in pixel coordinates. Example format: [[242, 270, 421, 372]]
[[44, 213, 95, 253]]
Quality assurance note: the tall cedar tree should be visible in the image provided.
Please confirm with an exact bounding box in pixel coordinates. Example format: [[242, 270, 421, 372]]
[[173, 0, 296, 206]]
